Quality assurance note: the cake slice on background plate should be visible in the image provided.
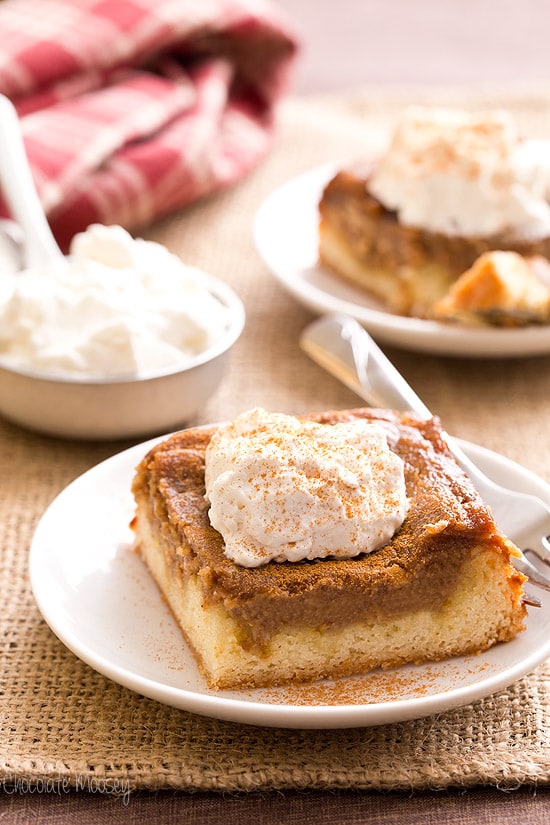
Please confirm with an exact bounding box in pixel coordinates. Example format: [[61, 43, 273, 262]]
[[318, 106, 550, 322]]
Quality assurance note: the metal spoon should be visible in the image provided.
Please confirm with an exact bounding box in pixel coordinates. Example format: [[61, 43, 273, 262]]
[[0, 94, 63, 269]]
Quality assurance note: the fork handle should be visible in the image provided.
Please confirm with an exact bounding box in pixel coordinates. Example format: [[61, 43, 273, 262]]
[[300, 313, 432, 419], [300, 313, 492, 483]]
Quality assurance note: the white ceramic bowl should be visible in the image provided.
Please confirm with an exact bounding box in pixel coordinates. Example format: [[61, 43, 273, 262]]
[[0, 275, 245, 440]]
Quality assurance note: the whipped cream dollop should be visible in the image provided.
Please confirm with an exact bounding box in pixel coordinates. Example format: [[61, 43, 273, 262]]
[[0, 224, 231, 378], [204, 408, 408, 568], [367, 106, 550, 239]]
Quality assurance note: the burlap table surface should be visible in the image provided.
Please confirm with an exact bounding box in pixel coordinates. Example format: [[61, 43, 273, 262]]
[[2, 86, 550, 795]]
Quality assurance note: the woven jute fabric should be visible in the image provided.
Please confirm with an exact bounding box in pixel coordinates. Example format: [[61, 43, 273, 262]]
[[2, 86, 550, 794]]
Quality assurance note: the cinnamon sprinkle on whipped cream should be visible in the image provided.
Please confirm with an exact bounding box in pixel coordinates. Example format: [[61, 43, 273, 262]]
[[204, 408, 408, 568], [368, 106, 550, 239]]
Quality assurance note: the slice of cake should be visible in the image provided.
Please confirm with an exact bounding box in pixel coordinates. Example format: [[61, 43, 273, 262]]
[[319, 107, 550, 319], [131, 407, 527, 690]]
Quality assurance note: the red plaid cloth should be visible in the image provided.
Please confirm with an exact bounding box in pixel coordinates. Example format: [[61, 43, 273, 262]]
[[0, 0, 298, 249]]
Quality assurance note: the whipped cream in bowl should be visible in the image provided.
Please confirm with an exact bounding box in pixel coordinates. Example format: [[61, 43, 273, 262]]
[[204, 408, 408, 567], [0, 224, 245, 440]]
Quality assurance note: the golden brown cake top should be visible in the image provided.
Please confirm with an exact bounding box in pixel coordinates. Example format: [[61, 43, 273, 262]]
[[132, 408, 523, 645]]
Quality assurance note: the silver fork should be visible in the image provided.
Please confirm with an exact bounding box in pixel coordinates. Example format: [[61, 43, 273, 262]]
[[300, 313, 550, 602]]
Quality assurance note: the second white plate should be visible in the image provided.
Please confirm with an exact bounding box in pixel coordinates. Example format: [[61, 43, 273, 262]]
[[29, 433, 550, 729], [254, 165, 550, 358]]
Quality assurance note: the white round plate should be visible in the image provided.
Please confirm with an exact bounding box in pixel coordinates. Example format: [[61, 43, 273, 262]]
[[30, 435, 550, 729], [254, 165, 550, 358]]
